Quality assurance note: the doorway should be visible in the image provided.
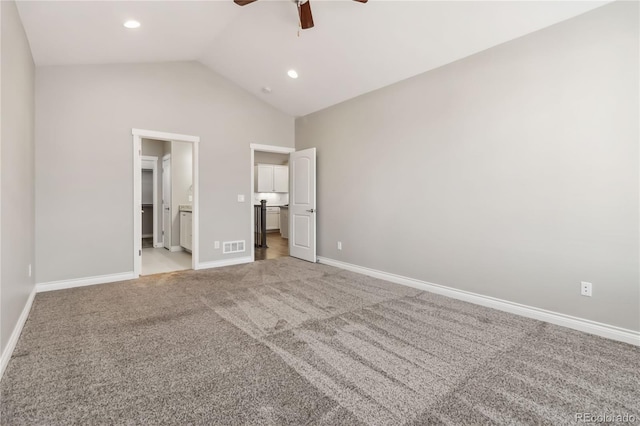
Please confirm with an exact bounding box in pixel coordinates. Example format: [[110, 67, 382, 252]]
[[249, 143, 317, 264], [132, 129, 199, 277], [251, 146, 294, 261]]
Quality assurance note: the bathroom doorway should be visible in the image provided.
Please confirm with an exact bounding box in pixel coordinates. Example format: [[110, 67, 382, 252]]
[[132, 129, 199, 277]]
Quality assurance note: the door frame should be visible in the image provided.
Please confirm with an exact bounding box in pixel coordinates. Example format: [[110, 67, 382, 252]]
[[162, 154, 172, 250], [249, 143, 295, 262], [141, 155, 161, 247], [132, 128, 200, 277]]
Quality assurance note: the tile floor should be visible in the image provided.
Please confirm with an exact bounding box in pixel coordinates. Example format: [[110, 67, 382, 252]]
[[141, 247, 192, 275]]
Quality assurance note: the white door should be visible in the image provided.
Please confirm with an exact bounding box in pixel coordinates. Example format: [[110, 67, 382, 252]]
[[162, 156, 172, 250], [289, 148, 316, 262]]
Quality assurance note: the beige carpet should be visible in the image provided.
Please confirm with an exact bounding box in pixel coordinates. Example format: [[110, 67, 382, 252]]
[[1, 257, 639, 425]]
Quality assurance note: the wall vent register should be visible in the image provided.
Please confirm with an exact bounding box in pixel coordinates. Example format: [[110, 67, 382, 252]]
[[223, 240, 246, 254]]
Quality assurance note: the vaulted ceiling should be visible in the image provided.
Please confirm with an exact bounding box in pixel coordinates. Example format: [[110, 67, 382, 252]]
[[16, 0, 609, 116]]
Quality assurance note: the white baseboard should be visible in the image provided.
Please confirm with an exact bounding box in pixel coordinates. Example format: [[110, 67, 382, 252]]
[[0, 286, 36, 381], [153, 243, 163, 248], [36, 272, 136, 293], [196, 256, 252, 271], [317, 257, 640, 347], [170, 246, 183, 253]]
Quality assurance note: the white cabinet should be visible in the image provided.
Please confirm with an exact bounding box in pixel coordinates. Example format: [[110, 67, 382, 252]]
[[180, 211, 192, 252], [256, 165, 274, 193], [280, 207, 289, 239], [266, 207, 280, 231], [255, 164, 288, 193], [273, 166, 288, 193]]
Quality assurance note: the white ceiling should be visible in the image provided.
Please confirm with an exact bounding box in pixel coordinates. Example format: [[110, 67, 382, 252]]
[[16, 0, 609, 117]]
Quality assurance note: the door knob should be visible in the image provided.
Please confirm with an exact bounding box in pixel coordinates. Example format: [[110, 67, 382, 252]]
[[306, 209, 315, 213]]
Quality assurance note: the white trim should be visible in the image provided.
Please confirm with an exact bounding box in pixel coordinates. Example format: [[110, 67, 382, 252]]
[[169, 246, 184, 253], [317, 257, 640, 347], [133, 134, 142, 277], [0, 2, 3, 380], [133, 128, 199, 144], [249, 144, 296, 262], [36, 272, 136, 293], [153, 243, 163, 248], [249, 143, 295, 154], [0, 287, 36, 381], [250, 147, 255, 262], [196, 256, 252, 271], [133, 129, 200, 278], [192, 142, 200, 270], [161, 154, 171, 250]]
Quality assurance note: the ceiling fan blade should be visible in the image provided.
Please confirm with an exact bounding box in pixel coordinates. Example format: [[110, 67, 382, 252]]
[[352, 0, 368, 2], [298, 1, 314, 29], [234, 0, 257, 6]]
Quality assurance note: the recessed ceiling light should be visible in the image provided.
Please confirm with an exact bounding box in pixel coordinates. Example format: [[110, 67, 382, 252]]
[[287, 69, 298, 79], [123, 20, 141, 29]]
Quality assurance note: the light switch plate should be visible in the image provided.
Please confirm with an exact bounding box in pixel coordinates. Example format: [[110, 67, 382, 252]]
[[237, 194, 245, 202]]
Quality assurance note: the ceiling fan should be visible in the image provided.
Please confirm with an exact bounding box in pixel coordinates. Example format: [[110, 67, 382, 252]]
[[234, 0, 368, 30]]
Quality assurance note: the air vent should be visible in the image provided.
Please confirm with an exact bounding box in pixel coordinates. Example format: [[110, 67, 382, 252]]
[[223, 240, 245, 254]]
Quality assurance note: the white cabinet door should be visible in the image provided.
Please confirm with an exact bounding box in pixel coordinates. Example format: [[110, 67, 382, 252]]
[[273, 165, 289, 193], [256, 164, 289, 193], [257, 165, 274, 193], [187, 213, 192, 250], [180, 212, 187, 249], [266, 207, 280, 230], [266, 213, 279, 230], [180, 212, 192, 251]]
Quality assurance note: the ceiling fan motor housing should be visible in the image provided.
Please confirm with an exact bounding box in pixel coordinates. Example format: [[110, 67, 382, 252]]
[[233, 0, 367, 31]]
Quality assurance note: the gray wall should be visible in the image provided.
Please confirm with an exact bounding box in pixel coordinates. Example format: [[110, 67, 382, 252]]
[[1, 0, 36, 353], [170, 141, 192, 247], [254, 151, 289, 165], [36, 61, 293, 282], [296, 2, 639, 331]]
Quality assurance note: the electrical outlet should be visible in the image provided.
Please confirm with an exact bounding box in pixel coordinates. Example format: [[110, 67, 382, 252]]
[[337, 241, 342, 250], [214, 241, 220, 249], [28, 264, 32, 277], [581, 281, 592, 297], [237, 194, 245, 202]]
